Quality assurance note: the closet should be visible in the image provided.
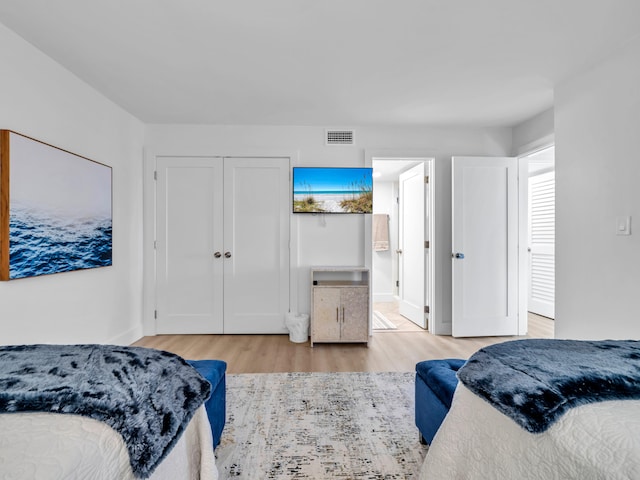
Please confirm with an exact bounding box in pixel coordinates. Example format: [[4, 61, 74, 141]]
[[154, 156, 290, 334]]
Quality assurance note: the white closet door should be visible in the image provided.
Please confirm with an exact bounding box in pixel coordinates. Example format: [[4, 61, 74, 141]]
[[222, 157, 290, 334], [155, 156, 290, 334], [528, 171, 555, 319], [156, 157, 224, 334]]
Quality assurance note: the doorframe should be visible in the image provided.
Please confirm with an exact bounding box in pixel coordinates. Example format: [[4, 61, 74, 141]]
[[517, 156, 529, 335], [365, 150, 436, 332], [142, 148, 299, 336], [517, 139, 555, 327]]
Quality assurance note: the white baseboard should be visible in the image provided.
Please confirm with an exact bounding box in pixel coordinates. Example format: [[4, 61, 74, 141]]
[[107, 324, 144, 346]]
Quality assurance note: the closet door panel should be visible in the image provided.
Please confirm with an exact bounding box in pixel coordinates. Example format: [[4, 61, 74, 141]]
[[156, 157, 224, 334], [223, 157, 290, 334]]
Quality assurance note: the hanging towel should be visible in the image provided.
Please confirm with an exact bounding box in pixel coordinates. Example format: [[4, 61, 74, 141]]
[[373, 214, 390, 251]]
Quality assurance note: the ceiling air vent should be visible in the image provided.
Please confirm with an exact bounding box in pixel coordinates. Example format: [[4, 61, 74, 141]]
[[326, 129, 355, 146]]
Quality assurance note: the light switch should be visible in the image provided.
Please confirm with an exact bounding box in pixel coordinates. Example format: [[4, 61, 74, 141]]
[[616, 216, 631, 236]]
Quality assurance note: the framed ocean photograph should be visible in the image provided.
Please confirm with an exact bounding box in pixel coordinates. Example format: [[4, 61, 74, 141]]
[[0, 131, 112, 280]]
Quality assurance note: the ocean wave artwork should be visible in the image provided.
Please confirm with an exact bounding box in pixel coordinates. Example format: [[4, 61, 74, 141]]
[[1, 130, 113, 281], [9, 204, 112, 279]]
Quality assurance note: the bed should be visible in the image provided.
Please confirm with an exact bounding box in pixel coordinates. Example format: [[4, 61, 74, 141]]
[[418, 339, 640, 480], [0, 344, 218, 480]]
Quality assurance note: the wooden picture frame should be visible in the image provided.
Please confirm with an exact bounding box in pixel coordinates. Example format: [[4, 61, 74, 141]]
[[0, 131, 112, 280]]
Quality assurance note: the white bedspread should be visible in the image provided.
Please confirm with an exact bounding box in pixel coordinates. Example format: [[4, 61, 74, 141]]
[[419, 384, 640, 480], [0, 405, 217, 480]]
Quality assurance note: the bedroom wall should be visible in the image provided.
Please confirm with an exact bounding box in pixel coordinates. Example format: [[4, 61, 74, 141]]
[[144, 125, 512, 334], [512, 108, 554, 156], [0, 23, 145, 345], [372, 180, 396, 302], [554, 35, 640, 340]]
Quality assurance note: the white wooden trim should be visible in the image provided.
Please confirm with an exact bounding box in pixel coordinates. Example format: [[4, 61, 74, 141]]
[[515, 134, 555, 158], [518, 157, 529, 335], [142, 149, 157, 336], [427, 159, 436, 334], [365, 149, 436, 333]]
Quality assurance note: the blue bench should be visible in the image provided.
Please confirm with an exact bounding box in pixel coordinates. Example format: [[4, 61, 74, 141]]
[[186, 359, 227, 448], [415, 358, 465, 445]]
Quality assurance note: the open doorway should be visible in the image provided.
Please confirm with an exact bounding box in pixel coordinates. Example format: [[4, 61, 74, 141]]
[[524, 146, 555, 324], [370, 157, 434, 333]]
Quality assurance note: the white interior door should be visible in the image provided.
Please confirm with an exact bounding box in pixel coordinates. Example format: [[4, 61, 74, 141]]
[[156, 156, 290, 334], [156, 157, 224, 334], [223, 157, 290, 334], [398, 163, 426, 328], [528, 171, 555, 318], [452, 156, 518, 337]]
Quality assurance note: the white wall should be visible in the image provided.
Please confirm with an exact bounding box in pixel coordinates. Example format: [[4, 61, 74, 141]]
[[554, 35, 640, 340], [372, 181, 396, 302], [145, 124, 512, 332], [512, 108, 554, 156], [0, 24, 145, 345]]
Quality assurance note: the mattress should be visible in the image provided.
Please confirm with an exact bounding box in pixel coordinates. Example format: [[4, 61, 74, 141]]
[[419, 384, 640, 479], [0, 404, 217, 480]]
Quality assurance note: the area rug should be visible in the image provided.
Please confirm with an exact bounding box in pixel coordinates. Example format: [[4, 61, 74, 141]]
[[372, 311, 397, 330], [215, 372, 427, 479]]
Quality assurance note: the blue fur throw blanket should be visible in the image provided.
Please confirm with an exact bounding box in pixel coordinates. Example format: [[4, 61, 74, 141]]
[[0, 344, 211, 479], [457, 338, 640, 434]]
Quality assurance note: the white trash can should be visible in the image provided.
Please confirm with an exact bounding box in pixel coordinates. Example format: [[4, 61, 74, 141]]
[[285, 313, 310, 343]]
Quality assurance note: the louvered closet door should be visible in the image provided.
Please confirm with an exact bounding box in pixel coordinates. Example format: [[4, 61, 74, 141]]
[[528, 171, 555, 319]]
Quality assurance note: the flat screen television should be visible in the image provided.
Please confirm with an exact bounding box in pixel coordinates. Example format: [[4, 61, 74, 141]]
[[293, 167, 373, 214]]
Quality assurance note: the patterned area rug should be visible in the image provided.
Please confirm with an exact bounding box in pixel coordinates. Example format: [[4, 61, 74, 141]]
[[215, 372, 427, 479]]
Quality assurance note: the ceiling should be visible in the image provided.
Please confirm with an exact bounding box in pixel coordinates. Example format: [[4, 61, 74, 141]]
[[1, 1, 639, 127], [372, 160, 421, 182]]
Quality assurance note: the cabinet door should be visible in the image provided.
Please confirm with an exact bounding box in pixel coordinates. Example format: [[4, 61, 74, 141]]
[[313, 287, 341, 342], [340, 287, 369, 342]]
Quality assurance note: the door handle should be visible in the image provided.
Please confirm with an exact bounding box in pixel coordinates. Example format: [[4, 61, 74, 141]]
[[396, 249, 403, 254], [224, 252, 232, 258], [452, 252, 465, 259], [214, 252, 222, 258]]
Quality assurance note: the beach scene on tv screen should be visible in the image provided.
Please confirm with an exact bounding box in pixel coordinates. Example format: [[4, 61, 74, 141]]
[[293, 167, 372, 213]]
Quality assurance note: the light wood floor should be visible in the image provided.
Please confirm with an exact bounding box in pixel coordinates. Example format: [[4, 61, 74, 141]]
[[132, 313, 553, 374]]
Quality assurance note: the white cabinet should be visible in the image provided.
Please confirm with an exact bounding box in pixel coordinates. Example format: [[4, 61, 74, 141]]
[[311, 267, 370, 347]]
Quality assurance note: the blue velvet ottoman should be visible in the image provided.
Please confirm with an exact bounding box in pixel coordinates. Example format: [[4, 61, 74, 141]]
[[415, 358, 465, 445], [186, 359, 227, 448]]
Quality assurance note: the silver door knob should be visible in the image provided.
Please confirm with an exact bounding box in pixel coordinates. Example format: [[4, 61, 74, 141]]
[[452, 252, 465, 259], [214, 252, 222, 258], [224, 252, 232, 258], [396, 249, 403, 254]]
